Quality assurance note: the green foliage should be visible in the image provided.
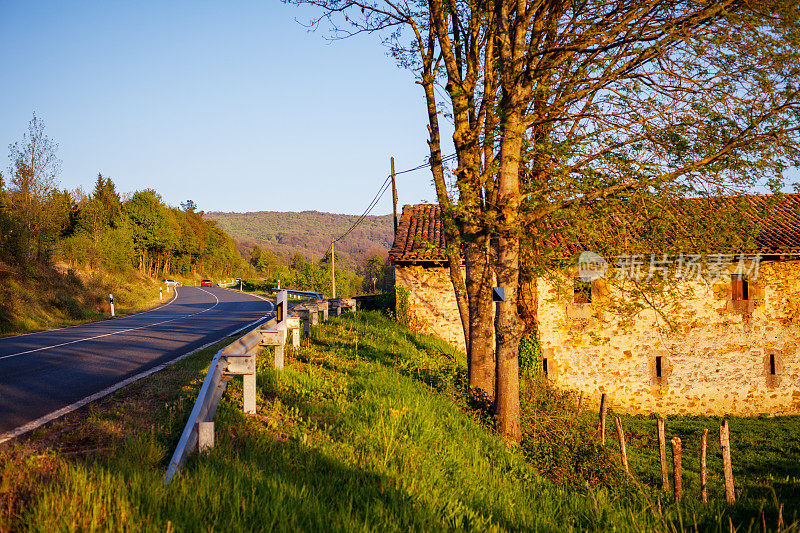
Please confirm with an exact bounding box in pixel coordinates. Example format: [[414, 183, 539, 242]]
[[518, 332, 541, 377], [394, 286, 409, 325]]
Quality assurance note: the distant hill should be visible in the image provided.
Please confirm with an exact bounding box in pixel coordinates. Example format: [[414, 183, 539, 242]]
[[204, 210, 395, 266]]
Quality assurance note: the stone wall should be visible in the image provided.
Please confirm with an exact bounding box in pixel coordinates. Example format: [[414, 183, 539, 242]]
[[395, 264, 466, 351], [537, 260, 800, 416], [396, 259, 800, 416]]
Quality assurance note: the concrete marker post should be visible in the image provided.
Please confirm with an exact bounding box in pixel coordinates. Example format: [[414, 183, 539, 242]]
[[243, 372, 256, 414], [198, 421, 214, 453]]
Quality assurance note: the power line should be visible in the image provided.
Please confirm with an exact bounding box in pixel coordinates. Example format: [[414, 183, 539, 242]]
[[333, 153, 456, 244]]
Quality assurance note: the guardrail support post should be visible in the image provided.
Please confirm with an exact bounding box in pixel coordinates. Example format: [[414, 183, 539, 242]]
[[287, 317, 301, 348], [243, 373, 256, 414], [198, 421, 215, 452], [297, 309, 311, 337]]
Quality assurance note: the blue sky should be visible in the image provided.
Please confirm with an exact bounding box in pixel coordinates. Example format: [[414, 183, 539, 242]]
[[0, 1, 445, 215]]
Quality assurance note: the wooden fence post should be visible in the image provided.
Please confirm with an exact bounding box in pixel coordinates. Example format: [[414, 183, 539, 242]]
[[614, 416, 629, 474], [701, 428, 708, 503], [658, 418, 669, 492], [671, 437, 682, 503], [720, 420, 736, 504], [598, 393, 608, 445]]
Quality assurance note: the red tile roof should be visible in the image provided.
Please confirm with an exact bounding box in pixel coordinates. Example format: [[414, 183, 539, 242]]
[[389, 194, 800, 263], [389, 204, 447, 262]]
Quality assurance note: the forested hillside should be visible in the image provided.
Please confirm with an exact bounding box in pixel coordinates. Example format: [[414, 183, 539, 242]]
[[205, 210, 394, 262], [205, 210, 396, 297]]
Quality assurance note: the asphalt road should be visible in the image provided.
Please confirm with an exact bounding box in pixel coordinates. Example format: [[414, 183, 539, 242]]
[[0, 286, 273, 437]]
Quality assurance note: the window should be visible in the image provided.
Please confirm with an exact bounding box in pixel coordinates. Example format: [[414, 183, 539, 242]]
[[655, 356, 662, 378], [770, 353, 776, 376], [574, 279, 592, 303], [731, 274, 749, 301], [543, 358, 549, 377]]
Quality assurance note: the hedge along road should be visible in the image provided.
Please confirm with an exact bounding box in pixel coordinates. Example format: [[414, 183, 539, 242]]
[[0, 286, 274, 441]]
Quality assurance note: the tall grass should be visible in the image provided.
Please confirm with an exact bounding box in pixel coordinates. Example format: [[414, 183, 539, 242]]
[[0, 263, 162, 336], [3, 311, 798, 531]]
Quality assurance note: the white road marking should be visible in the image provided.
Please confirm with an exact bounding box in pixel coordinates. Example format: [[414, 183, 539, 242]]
[[0, 287, 221, 361]]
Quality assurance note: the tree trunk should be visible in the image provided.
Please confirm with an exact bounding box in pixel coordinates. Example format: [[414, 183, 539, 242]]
[[494, 109, 524, 443], [421, 63, 470, 353], [465, 236, 495, 396]]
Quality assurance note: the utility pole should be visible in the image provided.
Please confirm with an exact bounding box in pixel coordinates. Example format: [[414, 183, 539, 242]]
[[391, 156, 398, 235], [331, 239, 336, 299]]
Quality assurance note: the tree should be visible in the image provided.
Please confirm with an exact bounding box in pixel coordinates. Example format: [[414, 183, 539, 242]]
[[7, 114, 63, 261], [291, 0, 800, 442]]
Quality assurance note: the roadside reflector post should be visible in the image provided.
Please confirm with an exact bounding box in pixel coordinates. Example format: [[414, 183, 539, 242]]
[[160, 287, 163, 301], [198, 421, 214, 453], [109, 293, 115, 317]]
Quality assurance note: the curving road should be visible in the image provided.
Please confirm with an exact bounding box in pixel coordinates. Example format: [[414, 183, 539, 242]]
[[0, 286, 273, 439]]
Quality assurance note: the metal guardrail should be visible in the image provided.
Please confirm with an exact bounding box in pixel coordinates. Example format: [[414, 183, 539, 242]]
[[270, 288, 325, 300], [163, 290, 359, 486]]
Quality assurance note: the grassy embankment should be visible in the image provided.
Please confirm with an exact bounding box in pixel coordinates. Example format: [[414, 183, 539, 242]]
[[0, 260, 230, 336], [0, 263, 168, 336], [1, 310, 798, 531]]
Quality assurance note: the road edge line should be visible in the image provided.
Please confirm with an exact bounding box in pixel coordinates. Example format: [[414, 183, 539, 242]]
[[0, 309, 273, 446]]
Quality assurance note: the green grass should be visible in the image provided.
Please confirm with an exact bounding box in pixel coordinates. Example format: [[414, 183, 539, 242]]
[[2, 311, 799, 531], [0, 263, 163, 336], [604, 413, 800, 530]]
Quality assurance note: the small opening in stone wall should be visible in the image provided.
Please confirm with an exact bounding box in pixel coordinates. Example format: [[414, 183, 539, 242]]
[[543, 358, 548, 377], [731, 274, 749, 301], [574, 279, 592, 303], [655, 356, 662, 378], [770, 353, 776, 375]]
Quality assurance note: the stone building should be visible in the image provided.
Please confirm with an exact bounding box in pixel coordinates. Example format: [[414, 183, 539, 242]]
[[389, 198, 800, 416]]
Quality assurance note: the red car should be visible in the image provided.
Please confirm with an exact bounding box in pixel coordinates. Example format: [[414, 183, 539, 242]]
[[200, 279, 212, 287]]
